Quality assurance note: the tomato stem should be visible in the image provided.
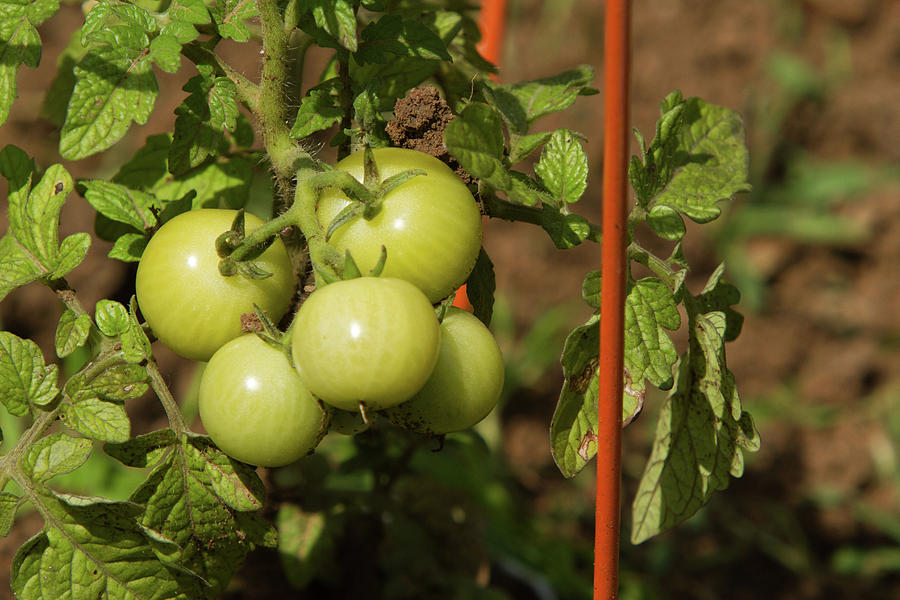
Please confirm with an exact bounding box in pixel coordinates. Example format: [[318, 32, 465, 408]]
[[146, 359, 189, 434]]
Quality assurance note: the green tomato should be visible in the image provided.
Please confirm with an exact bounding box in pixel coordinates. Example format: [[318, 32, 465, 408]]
[[199, 334, 326, 467], [317, 148, 482, 303], [386, 308, 504, 435], [291, 277, 440, 412], [136, 209, 295, 361]]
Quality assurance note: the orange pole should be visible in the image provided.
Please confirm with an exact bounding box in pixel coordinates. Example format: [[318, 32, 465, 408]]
[[454, 0, 507, 311], [595, 0, 629, 598]]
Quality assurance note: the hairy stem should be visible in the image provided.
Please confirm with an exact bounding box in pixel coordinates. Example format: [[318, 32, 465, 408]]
[[256, 0, 305, 194], [146, 360, 189, 434]]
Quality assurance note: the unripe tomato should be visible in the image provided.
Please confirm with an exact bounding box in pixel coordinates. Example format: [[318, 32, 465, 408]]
[[317, 148, 482, 303], [290, 277, 440, 412], [199, 334, 326, 467], [386, 308, 504, 435], [135, 209, 295, 361]]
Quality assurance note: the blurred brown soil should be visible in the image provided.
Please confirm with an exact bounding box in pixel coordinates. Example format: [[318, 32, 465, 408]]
[[2, 0, 900, 598]]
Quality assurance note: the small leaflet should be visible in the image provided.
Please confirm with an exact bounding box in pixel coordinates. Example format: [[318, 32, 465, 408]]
[[20, 432, 93, 484], [0, 332, 59, 416], [534, 129, 588, 205], [54, 309, 92, 358]]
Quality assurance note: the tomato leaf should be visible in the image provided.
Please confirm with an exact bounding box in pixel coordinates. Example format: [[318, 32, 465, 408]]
[[81, 180, 160, 232], [290, 78, 344, 139], [631, 92, 751, 224], [298, 0, 357, 52], [93, 299, 151, 363], [11, 490, 202, 599], [646, 204, 686, 241], [105, 429, 178, 469], [0, 492, 21, 537], [127, 434, 273, 595], [20, 432, 93, 484], [0, 332, 59, 416], [550, 315, 649, 478], [0, 0, 60, 127], [59, 30, 158, 160], [630, 311, 760, 544], [209, 0, 259, 42], [0, 151, 90, 287], [356, 15, 450, 64], [694, 263, 744, 343], [624, 278, 680, 390], [534, 129, 588, 205], [167, 0, 211, 26], [60, 395, 131, 443], [540, 206, 590, 249], [54, 308, 92, 358], [483, 65, 597, 134], [169, 74, 239, 175]]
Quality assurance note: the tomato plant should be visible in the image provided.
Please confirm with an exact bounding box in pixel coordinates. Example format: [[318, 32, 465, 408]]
[[290, 277, 440, 412], [199, 334, 326, 467], [0, 0, 759, 598], [136, 209, 295, 361], [317, 147, 483, 303], [385, 307, 504, 435]]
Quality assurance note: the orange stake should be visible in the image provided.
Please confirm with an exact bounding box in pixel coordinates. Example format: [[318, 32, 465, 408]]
[[596, 0, 630, 598]]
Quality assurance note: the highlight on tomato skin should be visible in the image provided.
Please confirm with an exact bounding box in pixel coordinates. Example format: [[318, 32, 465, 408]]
[[199, 334, 327, 467], [385, 307, 504, 435], [316, 147, 483, 304], [135, 209, 295, 362], [290, 276, 441, 412]]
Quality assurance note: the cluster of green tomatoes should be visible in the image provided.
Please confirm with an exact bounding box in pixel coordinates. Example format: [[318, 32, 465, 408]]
[[134, 149, 505, 467]]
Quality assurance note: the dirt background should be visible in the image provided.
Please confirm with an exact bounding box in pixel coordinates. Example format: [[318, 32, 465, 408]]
[[2, 0, 900, 598]]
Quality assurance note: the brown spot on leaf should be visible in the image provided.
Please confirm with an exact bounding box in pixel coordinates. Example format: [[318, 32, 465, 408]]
[[570, 356, 599, 394], [54, 182, 64, 194], [577, 429, 598, 461]]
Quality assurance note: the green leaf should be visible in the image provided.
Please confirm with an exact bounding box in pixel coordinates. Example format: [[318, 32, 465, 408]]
[[0, 0, 60, 127], [0, 492, 21, 536], [0, 331, 59, 416], [129, 435, 272, 596], [94, 299, 130, 337], [465, 248, 495, 327], [149, 34, 183, 73], [60, 38, 158, 160], [94, 299, 150, 362], [156, 158, 253, 209], [550, 314, 600, 478], [484, 65, 596, 134], [299, 0, 357, 52], [11, 490, 200, 599], [121, 298, 151, 363], [20, 432, 93, 483], [695, 263, 744, 343], [54, 309, 92, 358], [444, 103, 510, 188], [509, 131, 553, 164], [646, 204, 686, 241], [105, 429, 177, 469], [60, 397, 130, 443], [277, 503, 343, 589], [210, 0, 259, 42], [541, 206, 589, 249], [88, 363, 149, 401], [2, 160, 91, 281], [624, 278, 680, 389], [356, 15, 451, 64], [581, 270, 601, 309], [108, 232, 149, 262], [630, 314, 759, 543], [0, 235, 41, 302], [82, 180, 160, 232], [168, 0, 211, 25], [290, 78, 343, 139], [641, 96, 751, 223], [169, 74, 239, 175], [534, 129, 588, 205], [111, 133, 170, 190]]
